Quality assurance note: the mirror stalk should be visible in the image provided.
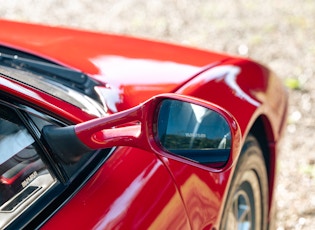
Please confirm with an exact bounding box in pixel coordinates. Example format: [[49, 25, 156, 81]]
[[42, 125, 93, 163]]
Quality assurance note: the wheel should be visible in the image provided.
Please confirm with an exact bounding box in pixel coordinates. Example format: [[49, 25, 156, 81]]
[[221, 135, 269, 230]]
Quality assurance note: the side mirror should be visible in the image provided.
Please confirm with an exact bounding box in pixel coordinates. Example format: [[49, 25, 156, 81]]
[[156, 99, 231, 166], [42, 94, 239, 168]]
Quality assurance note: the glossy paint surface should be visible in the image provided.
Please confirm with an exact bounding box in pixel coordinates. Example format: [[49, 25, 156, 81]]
[[176, 58, 288, 140], [43, 147, 191, 230], [0, 20, 288, 229], [0, 19, 230, 112]]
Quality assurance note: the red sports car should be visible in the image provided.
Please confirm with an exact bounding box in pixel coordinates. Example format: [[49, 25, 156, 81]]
[[0, 19, 287, 229]]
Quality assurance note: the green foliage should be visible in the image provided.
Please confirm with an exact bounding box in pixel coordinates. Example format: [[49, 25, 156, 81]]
[[285, 77, 301, 90], [162, 134, 231, 150]]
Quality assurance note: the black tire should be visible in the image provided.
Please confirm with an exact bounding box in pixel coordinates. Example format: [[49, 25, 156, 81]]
[[220, 135, 269, 230]]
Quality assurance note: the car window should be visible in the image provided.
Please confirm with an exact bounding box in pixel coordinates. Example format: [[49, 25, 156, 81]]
[[0, 103, 56, 229]]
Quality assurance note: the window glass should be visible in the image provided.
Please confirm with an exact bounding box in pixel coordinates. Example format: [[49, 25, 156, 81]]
[[0, 104, 56, 229]]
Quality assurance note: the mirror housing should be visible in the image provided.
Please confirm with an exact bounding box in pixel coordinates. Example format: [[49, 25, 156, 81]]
[[42, 93, 240, 168]]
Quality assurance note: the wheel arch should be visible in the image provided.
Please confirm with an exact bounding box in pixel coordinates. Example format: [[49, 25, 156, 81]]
[[247, 114, 277, 227]]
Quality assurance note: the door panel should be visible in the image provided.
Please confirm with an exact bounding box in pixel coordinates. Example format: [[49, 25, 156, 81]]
[[43, 147, 190, 230]]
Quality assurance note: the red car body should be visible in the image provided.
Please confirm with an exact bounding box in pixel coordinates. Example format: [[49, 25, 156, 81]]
[[0, 19, 287, 229]]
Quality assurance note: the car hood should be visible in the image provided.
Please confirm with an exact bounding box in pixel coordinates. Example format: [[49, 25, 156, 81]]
[[0, 19, 231, 112]]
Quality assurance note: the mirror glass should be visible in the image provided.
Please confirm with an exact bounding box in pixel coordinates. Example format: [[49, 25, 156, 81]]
[[156, 99, 231, 165]]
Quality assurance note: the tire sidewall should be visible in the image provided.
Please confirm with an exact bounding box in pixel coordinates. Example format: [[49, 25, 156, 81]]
[[220, 136, 269, 230]]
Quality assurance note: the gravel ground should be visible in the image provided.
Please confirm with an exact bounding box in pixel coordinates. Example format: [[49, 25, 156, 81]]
[[1, 1, 315, 229]]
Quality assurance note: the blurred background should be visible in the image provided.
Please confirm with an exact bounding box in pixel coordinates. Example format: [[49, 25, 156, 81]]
[[1, 0, 314, 229]]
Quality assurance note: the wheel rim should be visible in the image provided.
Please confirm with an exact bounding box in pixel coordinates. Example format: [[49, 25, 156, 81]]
[[232, 189, 252, 229], [224, 171, 262, 230]]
